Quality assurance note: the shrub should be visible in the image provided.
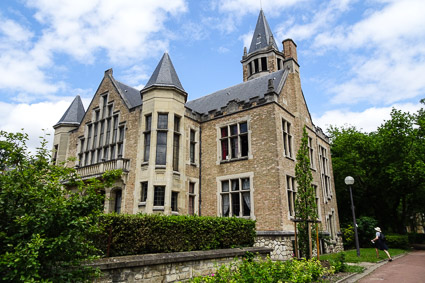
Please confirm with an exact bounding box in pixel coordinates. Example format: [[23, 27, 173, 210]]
[[190, 256, 330, 283], [329, 252, 347, 273], [385, 234, 409, 249], [408, 233, 425, 244], [341, 225, 354, 248], [93, 214, 256, 257], [356, 216, 378, 247]]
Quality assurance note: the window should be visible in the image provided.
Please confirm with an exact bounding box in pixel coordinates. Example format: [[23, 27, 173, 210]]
[[173, 116, 180, 171], [103, 147, 109, 161], [102, 95, 108, 119], [254, 59, 259, 73], [110, 145, 115, 160], [99, 121, 104, 147], [105, 119, 111, 145], [261, 57, 267, 71], [90, 150, 95, 164], [113, 189, 122, 213], [97, 148, 102, 163], [328, 211, 335, 239], [144, 115, 152, 162], [287, 176, 296, 217], [248, 63, 252, 76], [87, 124, 92, 151], [220, 122, 248, 161], [118, 125, 125, 158], [308, 136, 314, 168], [282, 119, 293, 158], [52, 144, 58, 164], [154, 186, 165, 206], [277, 58, 282, 70], [220, 177, 251, 217], [319, 146, 331, 199], [190, 129, 196, 164], [112, 115, 118, 143], [171, 191, 178, 212], [156, 113, 168, 165], [140, 182, 148, 202], [188, 182, 196, 215], [108, 104, 113, 117], [92, 122, 98, 148]]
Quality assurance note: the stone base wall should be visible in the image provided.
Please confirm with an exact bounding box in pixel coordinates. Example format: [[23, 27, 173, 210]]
[[254, 232, 344, 260], [90, 247, 272, 283]]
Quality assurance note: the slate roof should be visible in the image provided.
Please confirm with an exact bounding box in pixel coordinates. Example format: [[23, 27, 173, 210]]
[[248, 10, 279, 54], [186, 69, 288, 114], [114, 80, 142, 109], [142, 53, 185, 93], [55, 95, 85, 127]]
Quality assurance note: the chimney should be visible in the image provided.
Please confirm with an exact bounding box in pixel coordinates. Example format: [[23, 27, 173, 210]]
[[282, 39, 298, 63]]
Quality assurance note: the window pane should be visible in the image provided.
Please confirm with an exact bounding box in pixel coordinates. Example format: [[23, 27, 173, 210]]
[[230, 137, 238, 158], [221, 139, 228, 160], [231, 193, 240, 216], [154, 186, 165, 206], [241, 134, 248, 157], [173, 133, 179, 171], [144, 133, 150, 162], [240, 122, 247, 133], [242, 192, 251, 216], [171, 192, 178, 212], [146, 115, 152, 131], [242, 178, 250, 190], [221, 127, 228, 137], [174, 116, 180, 132], [189, 195, 195, 215], [222, 181, 229, 192], [141, 182, 148, 202], [114, 190, 122, 213], [189, 182, 195, 194], [230, 124, 238, 135], [231, 179, 239, 191], [158, 114, 168, 129], [156, 132, 167, 165], [222, 194, 229, 216]]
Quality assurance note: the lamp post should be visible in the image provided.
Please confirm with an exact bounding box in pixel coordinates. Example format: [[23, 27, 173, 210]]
[[345, 176, 360, 257]]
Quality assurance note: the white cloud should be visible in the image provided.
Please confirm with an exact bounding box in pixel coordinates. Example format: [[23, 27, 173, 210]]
[[313, 102, 422, 133]]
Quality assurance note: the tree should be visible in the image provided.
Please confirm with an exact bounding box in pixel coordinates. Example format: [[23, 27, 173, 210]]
[[295, 126, 318, 258], [329, 101, 425, 234], [0, 131, 119, 282]]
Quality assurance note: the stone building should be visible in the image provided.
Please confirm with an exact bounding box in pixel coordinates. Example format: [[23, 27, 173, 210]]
[[53, 10, 343, 259]]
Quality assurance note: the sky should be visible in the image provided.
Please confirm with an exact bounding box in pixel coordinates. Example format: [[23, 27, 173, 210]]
[[1, 0, 425, 152]]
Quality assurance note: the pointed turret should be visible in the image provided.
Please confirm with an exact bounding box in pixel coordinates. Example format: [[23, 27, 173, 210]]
[[141, 53, 186, 95], [248, 10, 278, 54], [54, 95, 85, 127]]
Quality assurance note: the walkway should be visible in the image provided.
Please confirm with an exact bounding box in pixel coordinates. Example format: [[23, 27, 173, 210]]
[[342, 250, 425, 282]]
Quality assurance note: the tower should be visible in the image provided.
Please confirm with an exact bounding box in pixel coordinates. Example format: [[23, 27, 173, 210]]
[[241, 10, 299, 82]]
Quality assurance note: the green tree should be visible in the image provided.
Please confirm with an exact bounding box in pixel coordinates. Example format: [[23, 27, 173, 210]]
[[0, 131, 119, 282], [295, 126, 318, 258]]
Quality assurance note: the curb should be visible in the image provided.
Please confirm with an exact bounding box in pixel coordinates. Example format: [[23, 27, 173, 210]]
[[335, 252, 407, 283]]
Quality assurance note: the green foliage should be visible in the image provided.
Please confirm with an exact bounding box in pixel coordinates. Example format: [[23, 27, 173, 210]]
[[295, 126, 318, 259], [408, 232, 425, 244], [190, 256, 330, 283], [341, 225, 355, 248], [385, 234, 409, 249], [356, 216, 378, 247], [329, 101, 425, 232], [93, 214, 256, 256], [329, 252, 347, 273], [320, 248, 407, 263], [0, 131, 118, 282]]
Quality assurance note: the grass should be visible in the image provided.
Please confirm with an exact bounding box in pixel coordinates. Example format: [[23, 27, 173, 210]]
[[319, 248, 407, 263]]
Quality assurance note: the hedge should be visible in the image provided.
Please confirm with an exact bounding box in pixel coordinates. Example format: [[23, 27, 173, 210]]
[[385, 234, 409, 249], [93, 214, 256, 257], [408, 233, 425, 244]]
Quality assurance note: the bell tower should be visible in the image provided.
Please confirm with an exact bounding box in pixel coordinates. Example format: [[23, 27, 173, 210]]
[[241, 10, 298, 81]]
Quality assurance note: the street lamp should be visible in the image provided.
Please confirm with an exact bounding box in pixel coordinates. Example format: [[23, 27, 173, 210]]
[[345, 176, 360, 257]]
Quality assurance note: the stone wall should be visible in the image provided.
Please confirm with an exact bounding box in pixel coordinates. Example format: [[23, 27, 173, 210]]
[[90, 247, 272, 283]]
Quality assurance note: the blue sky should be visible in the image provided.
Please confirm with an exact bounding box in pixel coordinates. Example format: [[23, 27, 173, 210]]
[[1, 0, 424, 152]]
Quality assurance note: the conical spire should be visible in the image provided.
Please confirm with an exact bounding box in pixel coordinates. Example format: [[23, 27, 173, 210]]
[[54, 95, 85, 127], [248, 10, 278, 53], [142, 53, 185, 93]]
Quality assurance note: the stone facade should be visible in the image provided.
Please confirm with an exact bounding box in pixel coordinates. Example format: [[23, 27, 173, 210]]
[[52, 10, 343, 259]]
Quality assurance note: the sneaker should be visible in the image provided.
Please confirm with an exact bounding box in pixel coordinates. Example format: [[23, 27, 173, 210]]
[[389, 258, 393, 262]]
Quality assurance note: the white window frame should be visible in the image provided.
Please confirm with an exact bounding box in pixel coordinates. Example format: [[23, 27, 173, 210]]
[[216, 172, 255, 219]]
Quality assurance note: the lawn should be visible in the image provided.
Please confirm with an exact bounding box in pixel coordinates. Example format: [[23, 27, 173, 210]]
[[319, 248, 407, 263]]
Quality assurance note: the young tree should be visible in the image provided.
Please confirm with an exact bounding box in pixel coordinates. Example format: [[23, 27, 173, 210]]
[[295, 126, 318, 258], [0, 131, 119, 282]]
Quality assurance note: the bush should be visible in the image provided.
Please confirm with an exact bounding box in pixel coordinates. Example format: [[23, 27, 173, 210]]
[[408, 233, 425, 244], [385, 234, 409, 249], [341, 225, 355, 248], [356, 216, 378, 247], [93, 214, 256, 257], [190, 256, 330, 283]]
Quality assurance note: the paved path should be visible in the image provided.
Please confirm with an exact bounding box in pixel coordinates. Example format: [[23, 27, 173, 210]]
[[356, 250, 425, 283]]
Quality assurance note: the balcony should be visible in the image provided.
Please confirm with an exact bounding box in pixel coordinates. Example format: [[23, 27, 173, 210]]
[[76, 158, 130, 179]]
